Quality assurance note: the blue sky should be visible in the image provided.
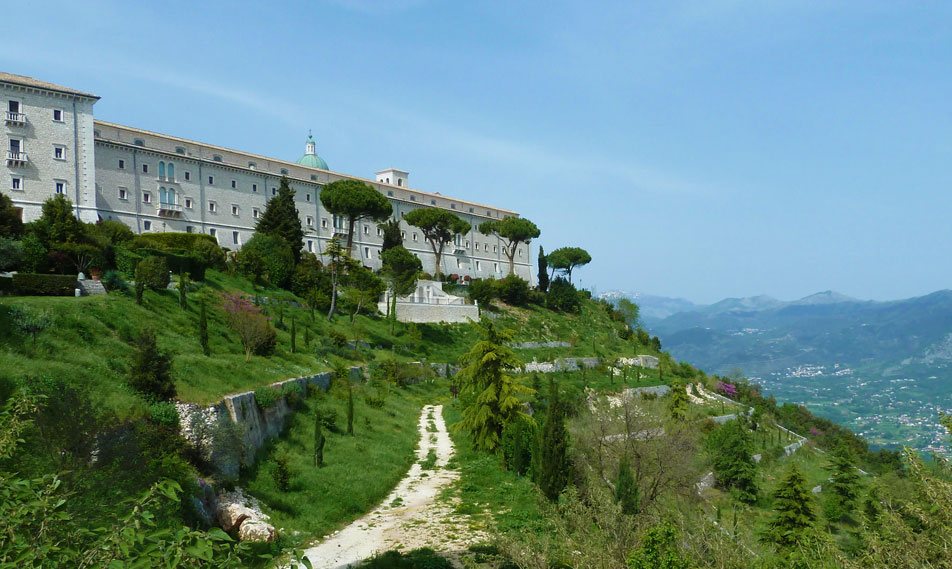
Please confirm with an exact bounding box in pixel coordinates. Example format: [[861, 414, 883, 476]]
[[6, 1, 951, 303]]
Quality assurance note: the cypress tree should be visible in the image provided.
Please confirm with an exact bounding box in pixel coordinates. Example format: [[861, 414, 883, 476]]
[[255, 176, 305, 262], [129, 328, 175, 401], [615, 456, 640, 515], [314, 410, 326, 467], [198, 301, 210, 356], [668, 382, 689, 421], [536, 377, 569, 502], [537, 245, 549, 292], [763, 463, 816, 550], [346, 378, 354, 436], [134, 277, 144, 306], [290, 317, 297, 353], [303, 325, 311, 348], [706, 419, 758, 504], [178, 273, 189, 309]]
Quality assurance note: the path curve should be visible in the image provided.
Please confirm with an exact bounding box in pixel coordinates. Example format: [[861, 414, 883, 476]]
[[298, 404, 477, 568]]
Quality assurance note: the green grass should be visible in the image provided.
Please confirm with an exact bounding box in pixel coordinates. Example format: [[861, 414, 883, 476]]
[[243, 380, 447, 546]]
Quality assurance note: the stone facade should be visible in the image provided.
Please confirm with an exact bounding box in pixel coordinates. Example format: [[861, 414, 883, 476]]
[[1, 72, 535, 283], [379, 279, 480, 323]]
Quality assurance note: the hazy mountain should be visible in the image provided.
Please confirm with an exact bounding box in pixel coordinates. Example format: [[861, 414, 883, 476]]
[[649, 289, 952, 377], [599, 291, 698, 322]]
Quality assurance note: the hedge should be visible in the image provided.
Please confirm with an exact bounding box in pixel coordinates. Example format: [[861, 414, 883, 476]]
[[0, 276, 12, 295], [115, 247, 207, 281], [129, 233, 226, 269], [11, 273, 77, 296]]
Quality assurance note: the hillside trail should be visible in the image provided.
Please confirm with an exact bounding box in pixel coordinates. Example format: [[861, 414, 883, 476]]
[[298, 404, 485, 568]]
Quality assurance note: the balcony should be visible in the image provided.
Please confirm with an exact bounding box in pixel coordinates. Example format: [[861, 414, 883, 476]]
[[4, 112, 26, 126], [157, 201, 183, 217], [6, 151, 28, 167]]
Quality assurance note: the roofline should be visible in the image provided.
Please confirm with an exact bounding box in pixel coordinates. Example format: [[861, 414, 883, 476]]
[[94, 120, 519, 215], [0, 76, 100, 100]]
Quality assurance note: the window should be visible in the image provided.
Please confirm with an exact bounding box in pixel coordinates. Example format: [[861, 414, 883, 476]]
[[209, 228, 217, 239], [231, 180, 237, 189], [167, 163, 174, 180], [306, 193, 311, 202], [185, 171, 191, 181], [401, 230, 406, 239], [143, 220, 152, 231], [493, 245, 498, 253], [486, 210, 492, 216], [232, 231, 240, 245], [280, 168, 288, 175], [409, 195, 416, 202], [430, 199, 436, 205], [142, 191, 151, 203], [186, 226, 194, 233], [271, 187, 276, 196], [376, 227, 382, 237], [321, 218, 328, 229], [142, 164, 149, 174], [363, 225, 369, 235], [332, 215, 344, 229], [397, 178, 403, 187], [253, 208, 260, 219], [248, 162, 256, 170], [184, 198, 193, 209], [159, 161, 165, 179], [208, 201, 217, 213], [451, 203, 456, 210], [207, 176, 214, 185], [175, 146, 186, 154], [252, 183, 257, 192], [134, 138, 145, 146], [387, 191, 394, 197], [412, 233, 418, 242], [118, 159, 125, 170], [306, 216, 313, 227], [457, 259, 461, 269], [518, 248, 522, 257], [11, 176, 22, 191], [476, 261, 481, 271], [231, 205, 239, 216], [494, 262, 500, 273], [53, 145, 65, 160], [52, 109, 63, 122], [118, 187, 128, 200], [468, 207, 474, 213], [310, 174, 317, 181], [212, 154, 222, 162], [307, 240, 314, 252], [364, 247, 371, 259], [475, 243, 480, 251]]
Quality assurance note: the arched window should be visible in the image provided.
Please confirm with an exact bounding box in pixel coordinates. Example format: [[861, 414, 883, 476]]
[[397, 178, 403, 187], [158, 161, 166, 179], [167, 188, 176, 205], [159, 187, 167, 204], [167, 163, 174, 181]]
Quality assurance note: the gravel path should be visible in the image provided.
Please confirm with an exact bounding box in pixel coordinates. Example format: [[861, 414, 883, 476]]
[[298, 404, 483, 568]]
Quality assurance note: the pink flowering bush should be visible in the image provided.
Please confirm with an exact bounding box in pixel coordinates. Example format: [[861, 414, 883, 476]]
[[716, 381, 737, 398]]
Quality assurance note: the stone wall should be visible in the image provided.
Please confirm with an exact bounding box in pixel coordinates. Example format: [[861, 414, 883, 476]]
[[177, 367, 361, 480], [384, 301, 480, 324]]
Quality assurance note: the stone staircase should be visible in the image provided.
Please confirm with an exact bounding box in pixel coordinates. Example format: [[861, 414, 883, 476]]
[[78, 279, 107, 296]]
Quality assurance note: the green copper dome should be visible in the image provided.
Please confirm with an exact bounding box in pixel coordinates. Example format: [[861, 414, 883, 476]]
[[297, 134, 328, 170]]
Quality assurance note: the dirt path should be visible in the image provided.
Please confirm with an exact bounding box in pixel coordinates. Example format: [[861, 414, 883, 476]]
[[298, 404, 485, 568]]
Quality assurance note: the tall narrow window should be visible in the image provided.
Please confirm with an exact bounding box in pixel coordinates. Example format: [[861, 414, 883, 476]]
[[158, 162, 165, 179], [167, 163, 175, 180], [159, 187, 167, 203]]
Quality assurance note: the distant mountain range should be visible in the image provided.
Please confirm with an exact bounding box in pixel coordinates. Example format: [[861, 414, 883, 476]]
[[602, 289, 952, 451], [603, 289, 952, 378]]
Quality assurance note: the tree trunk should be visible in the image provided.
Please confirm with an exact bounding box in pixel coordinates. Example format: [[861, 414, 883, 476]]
[[346, 217, 356, 255], [327, 274, 338, 320], [506, 244, 516, 275], [431, 241, 444, 279]]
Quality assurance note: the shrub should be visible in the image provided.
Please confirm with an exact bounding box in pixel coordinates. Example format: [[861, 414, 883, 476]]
[[254, 386, 283, 409], [236, 233, 294, 288], [129, 328, 176, 401], [496, 274, 531, 306], [282, 381, 304, 408], [546, 277, 581, 313], [11, 273, 76, 296], [0, 237, 22, 271], [135, 256, 170, 291], [0, 276, 11, 295], [222, 293, 277, 361], [101, 270, 128, 294], [315, 406, 340, 433], [19, 235, 47, 273], [468, 278, 496, 307], [148, 401, 181, 429], [501, 415, 536, 476], [272, 449, 292, 491]]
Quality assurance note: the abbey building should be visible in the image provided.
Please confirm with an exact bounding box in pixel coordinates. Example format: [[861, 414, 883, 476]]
[[1, 72, 533, 281]]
